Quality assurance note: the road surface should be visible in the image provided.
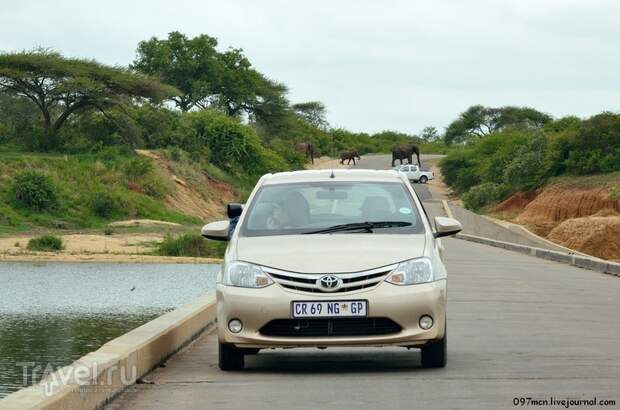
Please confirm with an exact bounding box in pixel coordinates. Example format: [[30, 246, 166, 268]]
[[108, 155, 620, 410]]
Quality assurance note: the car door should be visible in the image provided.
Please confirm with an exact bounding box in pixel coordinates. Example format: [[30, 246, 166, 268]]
[[402, 165, 413, 179]]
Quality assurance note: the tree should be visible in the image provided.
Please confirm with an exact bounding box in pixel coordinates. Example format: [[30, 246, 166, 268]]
[[444, 105, 552, 145], [133, 31, 220, 112], [133, 32, 290, 123], [420, 126, 439, 142], [292, 101, 328, 129], [0, 50, 177, 150]]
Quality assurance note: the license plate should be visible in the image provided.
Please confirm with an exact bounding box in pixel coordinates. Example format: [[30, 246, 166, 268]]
[[291, 300, 368, 318]]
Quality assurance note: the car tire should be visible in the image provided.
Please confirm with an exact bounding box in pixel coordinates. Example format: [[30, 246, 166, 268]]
[[219, 342, 245, 370], [420, 332, 446, 368], [419, 176, 428, 184]]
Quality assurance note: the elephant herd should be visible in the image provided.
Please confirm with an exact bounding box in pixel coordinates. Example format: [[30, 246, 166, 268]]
[[294, 143, 360, 165], [295, 142, 421, 167]]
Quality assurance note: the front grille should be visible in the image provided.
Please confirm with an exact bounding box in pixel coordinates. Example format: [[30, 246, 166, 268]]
[[263, 265, 396, 294], [260, 318, 402, 337]]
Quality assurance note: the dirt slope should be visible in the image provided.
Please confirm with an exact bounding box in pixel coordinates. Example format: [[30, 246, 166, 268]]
[[547, 210, 620, 261], [136, 150, 234, 222], [492, 174, 620, 260]]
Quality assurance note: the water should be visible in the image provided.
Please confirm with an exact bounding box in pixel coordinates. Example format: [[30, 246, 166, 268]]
[[0, 262, 219, 398]]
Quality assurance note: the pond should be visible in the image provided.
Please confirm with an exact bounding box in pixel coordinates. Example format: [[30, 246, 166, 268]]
[[0, 261, 219, 398]]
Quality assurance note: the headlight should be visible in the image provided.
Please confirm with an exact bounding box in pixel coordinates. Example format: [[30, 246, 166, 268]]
[[385, 258, 433, 285], [222, 261, 273, 288]]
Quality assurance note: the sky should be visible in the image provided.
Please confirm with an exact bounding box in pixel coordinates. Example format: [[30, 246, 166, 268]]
[[1, 0, 619, 134]]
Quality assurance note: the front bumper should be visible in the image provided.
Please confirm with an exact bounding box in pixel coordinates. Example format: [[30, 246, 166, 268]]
[[216, 279, 446, 348]]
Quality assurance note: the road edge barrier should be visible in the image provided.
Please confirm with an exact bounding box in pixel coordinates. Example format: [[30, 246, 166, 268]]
[[440, 200, 620, 278], [0, 293, 217, 410], [454, 232, 620, 277]]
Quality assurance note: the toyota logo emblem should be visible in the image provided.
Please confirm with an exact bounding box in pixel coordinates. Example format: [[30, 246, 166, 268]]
[[317, 275, 341, 292]]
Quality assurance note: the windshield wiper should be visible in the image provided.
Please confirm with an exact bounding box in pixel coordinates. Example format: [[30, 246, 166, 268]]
[[303, 221, 412, 234]]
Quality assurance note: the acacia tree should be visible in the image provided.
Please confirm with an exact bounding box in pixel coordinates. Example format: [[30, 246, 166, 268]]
[[0, 50, 177, 150], [133, 32, 290, 124], [133, 32, 221, 112], [292, 101, 328, 130], [444, 105, 552, 145], [420, 126, 439, 142]]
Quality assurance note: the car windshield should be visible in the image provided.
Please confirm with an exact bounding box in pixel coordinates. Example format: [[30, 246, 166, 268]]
[[239, 181, 425, 237]]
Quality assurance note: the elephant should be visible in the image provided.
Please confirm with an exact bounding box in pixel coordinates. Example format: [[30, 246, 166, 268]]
[[339, 150, 361, 165], [295, 142, 317, 164], [391, 144, 421, 167]]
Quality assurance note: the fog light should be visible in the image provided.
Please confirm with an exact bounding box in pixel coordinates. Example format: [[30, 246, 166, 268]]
[[228, 319, 243, 333], [419, 315, 433, 330]]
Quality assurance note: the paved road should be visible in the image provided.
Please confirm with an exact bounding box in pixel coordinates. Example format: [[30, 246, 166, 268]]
[[354, 154, 442, 202], [108, 156, 620, 410]]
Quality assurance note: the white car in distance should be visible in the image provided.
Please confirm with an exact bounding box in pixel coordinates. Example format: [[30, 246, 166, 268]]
[[395, 165, 434, 184]]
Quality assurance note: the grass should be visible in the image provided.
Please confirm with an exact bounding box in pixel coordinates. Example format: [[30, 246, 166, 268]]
[[545, 171, 620, 191], [0, 149, 201, 234], [155, 232, 226, 258], [27, 234, 64, 251]]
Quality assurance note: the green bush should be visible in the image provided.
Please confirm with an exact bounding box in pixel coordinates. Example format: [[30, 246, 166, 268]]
[[156, 233, 226, 258], [180, 110, 289, 175], [440, 150, 477, 193], [12, 171, 58, 211], [557, 113, 620, 175], [27, 235, 64, 251], [122, 156, 154, 181], [502, 133, 547, 191], [462, 183, 508, 211], [141, 174, 171, 199], [91, 192, 120, 218]]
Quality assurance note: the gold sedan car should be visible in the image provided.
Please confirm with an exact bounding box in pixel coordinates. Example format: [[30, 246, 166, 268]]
[[202, 169, 462, 370]]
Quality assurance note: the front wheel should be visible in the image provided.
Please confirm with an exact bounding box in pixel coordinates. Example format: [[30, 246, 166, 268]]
[[419, 175, 428, 184], [219, 342, 245, 370], [420, 333, 446, 368]]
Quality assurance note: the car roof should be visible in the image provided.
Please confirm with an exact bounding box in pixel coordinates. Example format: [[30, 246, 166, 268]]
[[260, 169, 405, 185]]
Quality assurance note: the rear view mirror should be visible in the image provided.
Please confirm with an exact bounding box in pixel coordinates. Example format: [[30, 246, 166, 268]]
[[227, 203, 243, 219], [433, 217, 462, 238], [201, 220, 231, 241]]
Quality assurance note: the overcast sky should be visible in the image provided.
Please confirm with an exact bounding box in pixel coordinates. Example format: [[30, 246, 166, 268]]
[[1, 0, 619, 134]]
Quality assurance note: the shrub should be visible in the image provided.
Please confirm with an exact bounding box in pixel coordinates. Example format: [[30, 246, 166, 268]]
[[168, 146, 182, 162], [180, 110, 289, 175], [462, 183, 508, 211], [156, 233, 226, 258], [27, 235, 64, 251], [122, 157, 154, 181], [502, 133, 547, 191], [91, 192, 120, 218], [12, 171, 58, 211], [141, 173, 171, 199], [103, 227, 114, 235]]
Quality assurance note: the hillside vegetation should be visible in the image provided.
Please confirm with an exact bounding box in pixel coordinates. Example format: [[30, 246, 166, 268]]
[[439, 106, 620, 259], [0, 32, 445, 240]]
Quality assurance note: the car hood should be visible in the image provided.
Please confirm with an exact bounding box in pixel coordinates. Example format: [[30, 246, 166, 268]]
[[235, 234, 426, 273]]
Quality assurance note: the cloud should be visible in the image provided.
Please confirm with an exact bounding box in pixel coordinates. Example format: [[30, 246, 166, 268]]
[[1, 0, 618, 133]]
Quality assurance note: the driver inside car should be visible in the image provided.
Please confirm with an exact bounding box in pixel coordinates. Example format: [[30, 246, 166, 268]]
[[266, 192, 310, 229]]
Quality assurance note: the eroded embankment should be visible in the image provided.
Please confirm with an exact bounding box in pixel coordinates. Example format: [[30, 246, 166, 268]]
[[494, 179, 620, 261]]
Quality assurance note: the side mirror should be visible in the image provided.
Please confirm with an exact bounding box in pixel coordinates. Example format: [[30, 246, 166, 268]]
[[201, 220, 231, 241], [227, 203, 243, 219], [433, 216, 462, 238]]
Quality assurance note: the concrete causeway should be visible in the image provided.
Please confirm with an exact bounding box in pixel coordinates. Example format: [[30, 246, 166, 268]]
[[106, 155, 620, 409]]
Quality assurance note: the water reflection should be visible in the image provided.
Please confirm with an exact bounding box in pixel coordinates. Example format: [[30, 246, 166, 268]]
[[0, 262, 219, 397]]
